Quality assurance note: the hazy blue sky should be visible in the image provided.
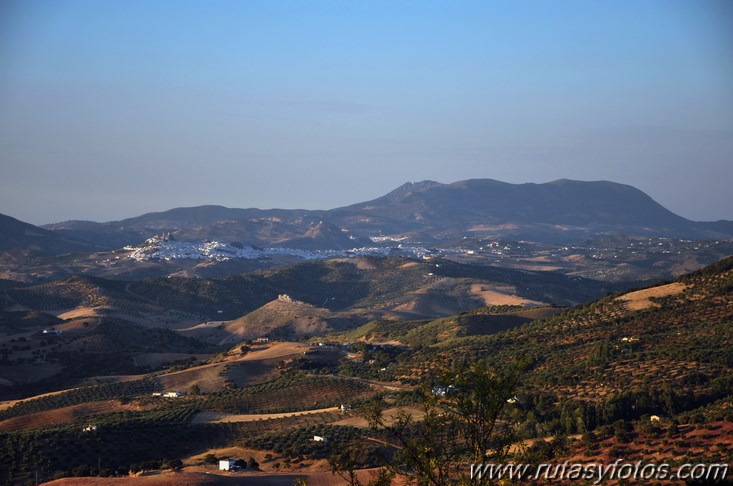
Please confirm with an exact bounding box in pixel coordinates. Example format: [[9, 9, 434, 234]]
[[1, 0, 731, 225]]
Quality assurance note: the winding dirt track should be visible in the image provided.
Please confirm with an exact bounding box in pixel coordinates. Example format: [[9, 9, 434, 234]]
[[190, 407, 340, 424]]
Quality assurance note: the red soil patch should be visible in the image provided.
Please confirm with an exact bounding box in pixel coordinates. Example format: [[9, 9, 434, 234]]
[[0, 400, 151, 432]]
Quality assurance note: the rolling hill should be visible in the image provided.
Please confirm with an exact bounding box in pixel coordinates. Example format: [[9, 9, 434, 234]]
[[0, 257, 731, 483], [408, 256, 733, 427], [217, 296, 366, 344], [3, 257, 624, 340]]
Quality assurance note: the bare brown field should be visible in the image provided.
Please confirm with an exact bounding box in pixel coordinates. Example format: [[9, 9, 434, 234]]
[[469, 284, 546, 306], [466, 223, 519, 232], [523, 256, 553, 263], [506, 434, 581, 454], [175, 321, 228, 343], [152, 343, 308, 393], [617, 282, 689, 311], [177, 321, 227, 332], [393, 278, 550, 317], [501, 263, 565, 272], [240, 342, 309, 361], [0, 400, 16, 411], [218, 300, 361, 345], [55, 307, 103, 320], [331, 257, 377, 270], [132, 353, 214, 368], [190, 407, 340, 424], [46, 468, 396, 486], [75, 373, 150, 387], [185, 446, 273, 468], [224, 360, 280, 388], [0, 399, 150, 432], [155, 361, 268, 393], [45, 471, 244, 485], [332, 405, 425, 428], [184, 447, 390, 482], [155, 361, 234, 392]]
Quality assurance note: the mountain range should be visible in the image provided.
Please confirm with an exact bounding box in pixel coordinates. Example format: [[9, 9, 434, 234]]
[[3, 179, 733, 254]]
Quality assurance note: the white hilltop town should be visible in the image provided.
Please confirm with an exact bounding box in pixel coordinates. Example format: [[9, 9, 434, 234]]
[[124, 234, 467, 263]]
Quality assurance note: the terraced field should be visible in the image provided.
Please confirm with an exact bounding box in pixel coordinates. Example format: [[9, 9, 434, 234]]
[[0, 399, 152, 432], [190, 407, 340, 424], [156, 359, 279, 393], [198, 375, 375, 414]]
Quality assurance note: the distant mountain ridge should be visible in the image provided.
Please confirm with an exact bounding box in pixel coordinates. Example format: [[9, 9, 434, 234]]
[[24, 178, 733, 250], [0, 213, 99, 255]]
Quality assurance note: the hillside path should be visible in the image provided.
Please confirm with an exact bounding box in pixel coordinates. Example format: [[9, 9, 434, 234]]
[[190, 407, 339, 424]]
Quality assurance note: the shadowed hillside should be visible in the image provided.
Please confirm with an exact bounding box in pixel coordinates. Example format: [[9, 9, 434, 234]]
[[402, 256, 733, 439], [0, 213, 99, 255]]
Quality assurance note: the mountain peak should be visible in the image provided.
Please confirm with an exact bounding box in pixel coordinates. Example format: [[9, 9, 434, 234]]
[[387, 180, 444, 197], [15, 178, 732, 252]]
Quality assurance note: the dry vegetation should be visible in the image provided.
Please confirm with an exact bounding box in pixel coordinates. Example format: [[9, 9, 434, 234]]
[[1, 257, 731, 484], [0, 399, 152, 432], [617, 282, 690, 311]]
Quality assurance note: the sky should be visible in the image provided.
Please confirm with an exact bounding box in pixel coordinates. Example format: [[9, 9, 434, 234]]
[[1, 0, 732, 225]]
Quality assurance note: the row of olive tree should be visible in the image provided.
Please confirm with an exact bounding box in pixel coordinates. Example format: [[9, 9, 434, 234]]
[[329, 358, 528, 485]]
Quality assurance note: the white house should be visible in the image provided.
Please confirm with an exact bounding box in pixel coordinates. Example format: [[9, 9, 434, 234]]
[[432, 386, 447, 396], [219, 460, 235, 471], [432, 385, 457, 397], [82, 425, 97, 433], [313, 435, 327, 442], [163, 391, 182, 398]]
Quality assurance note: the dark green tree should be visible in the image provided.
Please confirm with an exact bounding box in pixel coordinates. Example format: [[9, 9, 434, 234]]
[[359, 359, 526, 485]]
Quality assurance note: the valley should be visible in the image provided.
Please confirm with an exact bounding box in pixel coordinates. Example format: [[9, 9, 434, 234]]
[[0, 180, 731, 484]]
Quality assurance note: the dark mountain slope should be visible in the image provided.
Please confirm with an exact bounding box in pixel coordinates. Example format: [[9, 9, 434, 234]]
[[37, 179, 733, 248], [0, 213, 98, 255], [327, 179, 697, 238]]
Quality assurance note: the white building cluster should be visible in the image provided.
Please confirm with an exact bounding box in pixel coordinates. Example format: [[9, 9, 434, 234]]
[[125, 237, 464, 262]]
